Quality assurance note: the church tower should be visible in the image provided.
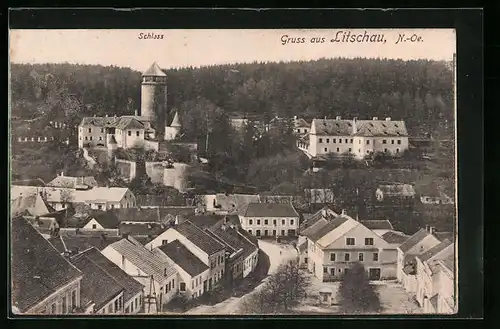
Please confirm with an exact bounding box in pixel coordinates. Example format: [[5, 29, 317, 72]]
[[141, 62, 167, 138]]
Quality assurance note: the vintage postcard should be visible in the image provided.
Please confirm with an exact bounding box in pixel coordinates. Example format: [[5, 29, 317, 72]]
[[9, 27, 457, 316]]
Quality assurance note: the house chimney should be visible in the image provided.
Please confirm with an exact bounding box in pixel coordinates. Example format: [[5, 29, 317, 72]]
[[322, 208, 327, 217], [341, 209, 347, 216], [336, 116, 341, 120], [105, 114, 108, 117], [385, 117, 391, 121], [324, 116, 327, 120], [294, 116, 297, 120], [221, 224, 227, 231], [174, 216, 179, 226], [425, 225, 430, 232], [60, 172, 64, 177], [430, 226, 435, 235], [372, 117, 378, 120], [352, 118, 357, 134]]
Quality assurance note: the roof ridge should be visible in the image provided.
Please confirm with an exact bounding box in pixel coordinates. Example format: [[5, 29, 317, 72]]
[[80, 251, 128, 292]]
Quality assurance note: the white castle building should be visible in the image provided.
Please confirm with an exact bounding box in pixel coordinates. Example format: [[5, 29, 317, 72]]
[[77, 62, 182, 151], [297, 116, 409, 159]]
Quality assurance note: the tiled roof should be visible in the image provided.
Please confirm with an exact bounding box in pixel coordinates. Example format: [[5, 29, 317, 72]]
[[204, 229, 238, 255], [187, 215, 226, 229], [11, 193, 55, 217], [175, 221, 226, 255], [79, 117, 144, 130], [47, 175, 98, 189], [378, 184, 416, 197], [13, 186, 131, 204], [434, 231, 454, 243], [158, 240, 209, 277], [418, 239, 453, 262], [11, 217, 82, 313], [301, 218, 330, 238], [78, 247, 144, 302], [361, 220, 394, 231], [429, 294, 439, 311], [312, 118, 408, 137], [113, 208, 160, 223], [244, 203, 299, 218], [107, 237, 176, 284], [11, 178, 46, 187], [441, 254, 455, 273], [236, 226, 259, 246], [82, 211, 121, 229], [70, 252, 124, 311], [399, 228, 432, 253], [119, 222, 165, 237], [213, 226, 257, 260], [294, 118, 310, 128], [142, 62, 167, 76], [47, 236, 66, 254], [381, 231, 409, 244], [211, 194, 261, 215], [307, 216, 350, 242], [158, 207, 196, 222], [58, 235, 122, 254]]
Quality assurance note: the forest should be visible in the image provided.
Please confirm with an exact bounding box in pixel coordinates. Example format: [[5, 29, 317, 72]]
[[10, 58, 455, 227]]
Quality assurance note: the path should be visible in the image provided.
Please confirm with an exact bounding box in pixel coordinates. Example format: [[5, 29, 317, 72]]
[[185, 240, 297, 315]]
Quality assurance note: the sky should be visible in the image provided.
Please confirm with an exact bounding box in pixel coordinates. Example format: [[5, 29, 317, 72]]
[[9, 29, 455, 72]]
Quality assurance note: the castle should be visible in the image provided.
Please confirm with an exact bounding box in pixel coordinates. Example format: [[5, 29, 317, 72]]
[[77, 62, 185, 152]]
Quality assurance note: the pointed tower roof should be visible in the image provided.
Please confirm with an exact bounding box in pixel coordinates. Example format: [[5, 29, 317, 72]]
[[142, 62, 167, 77], [170, 112, 181, 127]]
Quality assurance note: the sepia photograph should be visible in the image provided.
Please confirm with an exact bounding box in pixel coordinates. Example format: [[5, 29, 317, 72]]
[[9, 27, 458, 316]]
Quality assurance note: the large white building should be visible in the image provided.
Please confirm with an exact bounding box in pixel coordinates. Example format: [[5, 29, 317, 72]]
[[297, 116, 409, 159]]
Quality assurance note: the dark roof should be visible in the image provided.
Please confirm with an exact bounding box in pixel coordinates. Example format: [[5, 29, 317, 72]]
[[402, 264, 416, 275], [381, 231, 409, 244], [301, 218, 330, 238], [119, 222, 165, 237], [441, 255, 455, 273], [113, 208, 160, 223], [175, 221, 226, 255], [213, 226, 258, 260], [361, 220, 394, 231], [158, 207, 197, 221], [312, 118, 408, 137], [83, 211, 121, 229], [307, 216, 350, 242], [418, 239, 453, 262], [158, 240, 209, 277], [47, 236, 66, 253], [79, 116, 144, 130], [70, 253, 124, 311], [78, 247, 144, 302], [187, 215, 226, 229], [399, 228, 432, 253], [11, 218, 82, 313], [429, 294, 439, 311], [58, 235, 122, 254], [300, 207, 338, 231], [204, 229, 238, 255], [244, 203, 299, 217]]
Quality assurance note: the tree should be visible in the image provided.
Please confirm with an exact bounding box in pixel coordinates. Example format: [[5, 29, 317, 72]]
[[60, 189, 74, 219], [338, 262, 382, 314]]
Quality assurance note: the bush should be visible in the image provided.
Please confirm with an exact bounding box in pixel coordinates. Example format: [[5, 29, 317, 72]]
[[338, 262, 382, 314]]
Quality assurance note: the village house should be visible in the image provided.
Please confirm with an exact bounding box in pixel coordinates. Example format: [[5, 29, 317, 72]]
[[70, 250, 126, 314], [239, 203, 300, 237], [11, 185, 136, 211], [375, 183, 416, 203], [303, 188, 335, 204], [75, 247, 145, 314], [153, 240, 210, 299], [418, 184, 454, 205], [360, 219, 395, 237], [101, 236, 178, 310], [11, 217, 83, 314], [80, 210, 121, 233], [293, 116, 311, 135], [396, 226, 442, 293], [298, 116, 409, 159], [46, 173, 98, 189], [432, 256, 456, 313], [301, 210, 397, 282], [414, 240, 455, 312], [145, 221, 227, 292], [48, 231, 122, 256], [202, 194, 261, 215]]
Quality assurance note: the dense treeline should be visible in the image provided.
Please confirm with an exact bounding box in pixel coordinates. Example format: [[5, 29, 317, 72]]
[[11, 58, 454, 138]]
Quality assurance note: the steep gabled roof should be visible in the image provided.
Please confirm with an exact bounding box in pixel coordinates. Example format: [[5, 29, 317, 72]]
[[361, 220, 394, 231], [307, 216, 350, 242], [418, 239, 453, 262], [77, 247, 144, 302], [174, 221, 226, 255], [399, 228, 433, 253], [158, 240, 209, 277], [142, 62, 167, 77], [70, 252, 124, 311], [82, 211, 121, 229], [169, 112, 181, 127], [11, 217, 82, 313], [244, 203, 299, 218]]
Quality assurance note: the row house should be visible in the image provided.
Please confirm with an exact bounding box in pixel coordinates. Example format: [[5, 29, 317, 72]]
[[11, 217, 83, 315], [301, 210, 397, 282], [239, 203, 300, 237], [396, 227, 442, 293], [414, 240, 455, 313], [101, 236, 178, 309], [72, 247, 145, 314], [146, 221, 226, 293], [300, 116, 409, 159], [11, 185, 136, 211]]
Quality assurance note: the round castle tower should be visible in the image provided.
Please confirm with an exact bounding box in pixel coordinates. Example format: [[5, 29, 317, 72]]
[[141, 62, 167, 138]]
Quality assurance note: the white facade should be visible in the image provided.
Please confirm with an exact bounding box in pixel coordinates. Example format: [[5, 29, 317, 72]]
[[239, 216, 299, 237], [124, 291, 144, 314], [243, 249, 259, 278], [95, 291, 125, 314]]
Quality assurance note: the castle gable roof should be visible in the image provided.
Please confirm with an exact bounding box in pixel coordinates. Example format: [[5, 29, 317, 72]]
[[142, 62, 167, 77]]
